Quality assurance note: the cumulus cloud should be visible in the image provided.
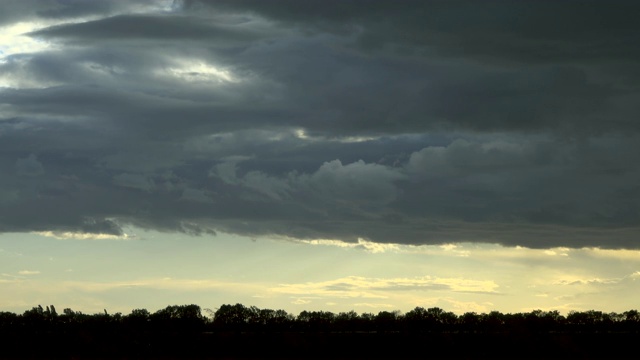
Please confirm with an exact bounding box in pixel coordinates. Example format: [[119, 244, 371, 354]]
[[302, 159, 405, 204], [1, 1, 639, 249], [209, 157, 404, 204]]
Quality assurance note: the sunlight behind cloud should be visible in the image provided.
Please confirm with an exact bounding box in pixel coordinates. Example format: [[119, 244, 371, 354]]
[[34, 231, 131, 241], [293, 128, 379, 143], [162, 59, 237, 83], [0, 21, 57, 88], [544, 248, 570, 256], [438, 243, 470, 257], [0, 22, 52, 62], [296, 237, 400, 253]]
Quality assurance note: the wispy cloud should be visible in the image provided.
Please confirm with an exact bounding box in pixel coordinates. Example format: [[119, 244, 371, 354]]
[[553, 278, 619, 286], [297, 238, 401, 254], [34, 231, 131, 241], [553, 271, 640, 287], [60, 277, 261, 293], [18, 270, 40, 275], [272, 275, 499, 300]]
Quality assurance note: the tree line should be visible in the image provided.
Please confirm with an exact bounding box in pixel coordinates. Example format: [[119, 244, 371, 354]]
[[2, 304, 640, 358], [2, 303, 640, 334]]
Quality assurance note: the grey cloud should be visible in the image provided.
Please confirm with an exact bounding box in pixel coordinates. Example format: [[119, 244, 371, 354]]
[[179, 187, 213, 203], [300, 159, 405, 205], [407, 138, 533, 178], [28, 13, 263, 44], [177, 0, 640, 136], [35, 0, 164, 20], [401, 134, 640, 228], [113, 173, 156, 192], [1, 1, 639, 249], [239, 170, 292, 201], [193, 0, 640, 63], [79, 218, 124, 236], [0, 0, 165, 26], [15, 154, 44, 177], [210, 157, 405, 205], [0, 1, 39, 26], [13, 8, 638, 137]]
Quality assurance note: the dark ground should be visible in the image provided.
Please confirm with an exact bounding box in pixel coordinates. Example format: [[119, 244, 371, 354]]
[[2, 331, 639, 359]]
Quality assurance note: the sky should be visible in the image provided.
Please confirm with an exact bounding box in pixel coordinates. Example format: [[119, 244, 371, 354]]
[[1, 0, 640, 317]]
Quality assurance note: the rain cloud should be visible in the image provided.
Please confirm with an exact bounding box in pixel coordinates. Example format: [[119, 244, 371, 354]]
[[1, 0, 640, 249]]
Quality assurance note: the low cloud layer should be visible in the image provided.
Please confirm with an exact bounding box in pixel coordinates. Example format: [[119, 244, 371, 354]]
[[1, 0, 639, 249]]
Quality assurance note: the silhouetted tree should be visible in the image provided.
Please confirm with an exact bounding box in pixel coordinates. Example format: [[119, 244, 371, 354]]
[[0, 311, 19, 330], [151, 304, 204, 331], [624, 309, 640, 322], [2, 303, 640, 359], [460, 312, 480, 332], [374, 310, 400, 333], [213, 303, 252, 331], [127, 308, 151, 322], [22, 305, 47, 328], [357, 312, 376, 332], [567, 310, 598, 331], [481, 311, 505, 332], [335, 310, 359, 332], [254, 308, 293, 332], [296, 310, 335, 332], [403, 306, 428, 332]]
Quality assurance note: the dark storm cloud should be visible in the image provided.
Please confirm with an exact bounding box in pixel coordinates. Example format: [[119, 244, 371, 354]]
[[28, 13, 262, 43], [193, 0, 640, 63], [35, 0, 163, 20], [1, 0, 640, 249], [188, 0, 640, 134], [0, 0, 161, 26]]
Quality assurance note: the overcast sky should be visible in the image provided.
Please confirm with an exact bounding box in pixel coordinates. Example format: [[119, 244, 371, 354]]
[[2, 0, 640, 316]]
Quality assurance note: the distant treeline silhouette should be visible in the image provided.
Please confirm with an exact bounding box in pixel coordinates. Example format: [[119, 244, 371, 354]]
[[3, 303, 640, 333], [2, 304, 640, 359]]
